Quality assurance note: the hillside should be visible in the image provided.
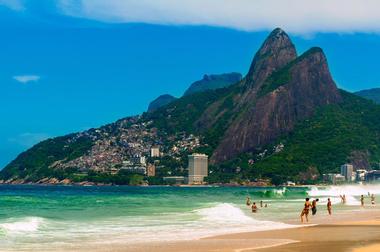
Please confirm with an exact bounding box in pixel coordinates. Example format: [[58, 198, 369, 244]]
[[2, 28, 380, 185], [147, 94, 177, 112], [355, 88, 380, 104]]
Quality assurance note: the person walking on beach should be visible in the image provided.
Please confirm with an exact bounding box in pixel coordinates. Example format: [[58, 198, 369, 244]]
[[342, 194, 346, 204], [361, 195, 365, 207], [251, 202, 258, 213], [246, 197, 251, 206], [311, 199, 319, 216], [327, 198, 332, 215], [371, 194, 375, 205], [300, 198, 311, 223], [260, 200, 263, 208]]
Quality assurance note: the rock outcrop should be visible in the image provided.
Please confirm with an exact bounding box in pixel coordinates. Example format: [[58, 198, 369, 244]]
[[210, 40, 342, 163]]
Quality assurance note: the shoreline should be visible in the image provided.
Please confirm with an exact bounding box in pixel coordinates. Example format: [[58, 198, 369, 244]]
[[0, 182, 365, 187], [41, 209, 380, 252]]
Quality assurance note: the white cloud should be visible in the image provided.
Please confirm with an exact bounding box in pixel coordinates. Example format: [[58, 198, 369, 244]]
[[0, 0, 25, 11], [58, 0, 380, 34], [13, 75, 40, 84], [8, 133, 50, 148]]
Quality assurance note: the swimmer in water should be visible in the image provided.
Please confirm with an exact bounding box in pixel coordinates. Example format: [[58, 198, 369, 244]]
[[246, 196, 252, 206], [251, 202, 258, 213], [311, 199, 319, 216]]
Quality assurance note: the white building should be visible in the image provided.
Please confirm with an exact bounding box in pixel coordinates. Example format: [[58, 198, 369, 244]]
[[356, 169, 368, 181], [151, 146, 160, 157], [333, 174, 346, 184], [188, 153, 208, 184], [340, 164, 354, 181]]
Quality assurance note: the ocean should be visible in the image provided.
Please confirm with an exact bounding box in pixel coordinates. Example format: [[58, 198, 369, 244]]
[[1, 184, 379, 251]]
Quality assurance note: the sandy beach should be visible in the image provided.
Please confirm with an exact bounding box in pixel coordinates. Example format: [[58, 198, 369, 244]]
[[57, 209, 380, 252], [119, 221, 380, 252]]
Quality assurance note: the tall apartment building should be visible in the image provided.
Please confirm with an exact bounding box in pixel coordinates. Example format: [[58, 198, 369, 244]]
[[188, 153, 208, 184], [340, 164, 354, 181], [150, 146, 160, 157]]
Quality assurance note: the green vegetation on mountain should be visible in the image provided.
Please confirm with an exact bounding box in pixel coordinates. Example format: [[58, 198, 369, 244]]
[[145, 87, 232, 134], [355, 88, 380, 104], [207, 91, 380, 184], [183, 73, 242, 96], [0, 135, 93, 182], [147, 94, 177, 112]]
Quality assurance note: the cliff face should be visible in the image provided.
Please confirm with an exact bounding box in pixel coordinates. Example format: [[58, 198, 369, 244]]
[[245, 28, 297, 90], [210, 44, 342, 163]]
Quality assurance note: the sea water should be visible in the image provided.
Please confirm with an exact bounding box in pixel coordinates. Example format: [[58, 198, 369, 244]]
[[0, 184, 379, 251]]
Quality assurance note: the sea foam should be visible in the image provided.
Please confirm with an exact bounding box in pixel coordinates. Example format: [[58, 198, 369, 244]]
[[307, 184, 380, 205], [0, 217, 45, 234]]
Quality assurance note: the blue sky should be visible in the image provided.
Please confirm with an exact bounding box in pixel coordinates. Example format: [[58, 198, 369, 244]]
[[1, 1, 380, 168]]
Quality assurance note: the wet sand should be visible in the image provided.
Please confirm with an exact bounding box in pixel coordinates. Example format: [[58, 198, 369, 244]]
[[48, 210, 380, 252], [116, 212, 380, 252], [63, 220, 380, 252]]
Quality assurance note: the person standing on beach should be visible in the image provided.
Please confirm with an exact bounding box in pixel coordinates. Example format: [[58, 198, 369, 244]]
[[246, 197, 251, 206], [251, 202, 258, 213], [361, 195, 365, 207], [342, 194, 346, 204], [327, 198, 332, 215], [312, 199, 319, 215], [371, 194, 375, 205], [300, 198, 311, 223], [260, 200, 263, 208]]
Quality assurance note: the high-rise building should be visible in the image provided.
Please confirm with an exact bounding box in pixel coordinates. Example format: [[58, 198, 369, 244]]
[[340, 164, 354, 181], [188, 153, 208, 184], [151, 146, 160, 157]]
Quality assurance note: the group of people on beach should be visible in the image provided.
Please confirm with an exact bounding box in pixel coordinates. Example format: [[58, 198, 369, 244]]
[[300, 197, 330, 223], [360, 193, 376, 207], [245, 193, 376, 223], [301, 193, 376, 223], [246, 197, 267, 213]]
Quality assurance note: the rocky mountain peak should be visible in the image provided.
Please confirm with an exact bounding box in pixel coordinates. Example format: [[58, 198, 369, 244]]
[[210, 45, 341, 164], [245, 28, 297, 89]]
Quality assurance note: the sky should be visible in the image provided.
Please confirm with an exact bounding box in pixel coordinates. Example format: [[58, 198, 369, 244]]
[[1, 0, 380, 168]]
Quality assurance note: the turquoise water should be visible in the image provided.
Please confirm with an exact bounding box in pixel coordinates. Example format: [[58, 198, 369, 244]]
[[0, 185, 379, 251]]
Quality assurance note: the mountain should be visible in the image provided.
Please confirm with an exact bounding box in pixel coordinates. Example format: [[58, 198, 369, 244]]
[[355, 88, 380, 104], [2, 28, 380, 185], [147, 73, 242, 112], [183, 73, 242, 96], [147, 94, 177, 112]]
